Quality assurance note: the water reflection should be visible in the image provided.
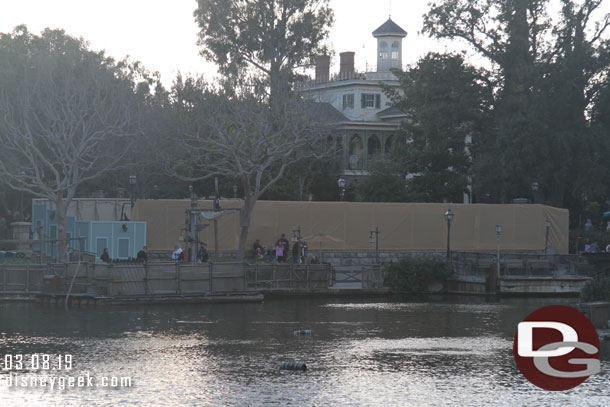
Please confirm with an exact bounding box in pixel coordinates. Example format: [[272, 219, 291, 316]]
[[0, 296, 608, 406]]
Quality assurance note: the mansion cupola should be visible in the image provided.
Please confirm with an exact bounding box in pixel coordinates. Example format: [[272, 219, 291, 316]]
[[372, 18, 407, 72]]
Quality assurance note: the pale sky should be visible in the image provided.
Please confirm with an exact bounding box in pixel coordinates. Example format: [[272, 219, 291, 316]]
[[1, 0, 604, 88]]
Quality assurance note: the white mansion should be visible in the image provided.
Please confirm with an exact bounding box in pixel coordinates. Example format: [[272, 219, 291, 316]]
[[297, 18, 408, 177]]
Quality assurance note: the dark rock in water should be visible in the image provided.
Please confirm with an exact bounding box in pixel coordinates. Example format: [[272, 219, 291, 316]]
[[280, 362, 307, 371]]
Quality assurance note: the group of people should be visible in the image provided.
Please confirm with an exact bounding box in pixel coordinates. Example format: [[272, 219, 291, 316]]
[[98, 246, 149, 263], [171, 243, 209, 263], [253, 234, 313, 264], [576, 237, 606, 254]]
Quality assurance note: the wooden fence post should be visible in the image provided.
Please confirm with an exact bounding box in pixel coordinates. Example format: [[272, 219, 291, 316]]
[[2, 265, 6, 293], [243, 263, 247, 290], [209, 262, 214, 294], [108, 264, 114, 297], [175, 262, 181, 294], [144, 263, 149, 296], [25, 265, 30, 294]]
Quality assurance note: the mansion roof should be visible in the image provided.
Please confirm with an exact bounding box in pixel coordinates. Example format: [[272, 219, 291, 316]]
[[372, 18, 407, 37]]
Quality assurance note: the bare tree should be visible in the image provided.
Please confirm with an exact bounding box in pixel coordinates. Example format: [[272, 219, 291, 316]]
[[167, 77, 328, 260], [0, 27, 140, 261]]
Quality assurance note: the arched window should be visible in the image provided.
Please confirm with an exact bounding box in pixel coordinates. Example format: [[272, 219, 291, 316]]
[[379, 41, 388, 60], [384, 135, 394, 157], [348, 134, 363, 169], [368, 135, 381, 161], [391, 42, 400, 60]]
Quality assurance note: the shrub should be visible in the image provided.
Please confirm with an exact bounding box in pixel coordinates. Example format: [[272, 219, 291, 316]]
[[581, 274, 610, 302], [384, 258, 449, 292], [0, 241, 17, 250]]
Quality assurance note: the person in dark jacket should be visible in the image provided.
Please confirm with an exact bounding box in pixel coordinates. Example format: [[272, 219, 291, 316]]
[[292, 240, 301, 264], [100, 248, 111, 263], [136, 246, 148, 263]]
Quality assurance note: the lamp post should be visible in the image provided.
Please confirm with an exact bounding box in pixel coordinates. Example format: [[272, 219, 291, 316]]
[[545, 219, 551, 253], [337, 176, 346, 201], [531, 181, 539, 204], [188, 185, 198, 262], [233, 184, 238, 199], [369, 226, 380, 264], [129, 174, 137, 209], [444, 208, 454, 266], [496, 224, 502, 278]]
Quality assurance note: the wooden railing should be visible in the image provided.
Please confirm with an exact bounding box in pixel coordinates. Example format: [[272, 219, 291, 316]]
[[1, 262, 336, 297], [246, 263, 332, 290]]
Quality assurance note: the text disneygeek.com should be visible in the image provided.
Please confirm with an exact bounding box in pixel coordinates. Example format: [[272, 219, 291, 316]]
[[1, 372, 132, 390]]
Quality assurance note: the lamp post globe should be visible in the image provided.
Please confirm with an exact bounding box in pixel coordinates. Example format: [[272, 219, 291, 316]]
[[531, 181, 539, 203], [531, 181, 539, 192]]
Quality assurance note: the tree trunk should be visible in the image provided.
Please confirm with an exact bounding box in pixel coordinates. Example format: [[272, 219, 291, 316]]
[[236, 197, 256, 261], [55, 198, 67, 263]]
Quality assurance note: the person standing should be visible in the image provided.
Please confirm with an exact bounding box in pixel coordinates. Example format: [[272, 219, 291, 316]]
[[136, 246, 148, 263], [64, 242, 72, 263], [171, 246, 183, 261], [198, 243, 209, 263], [292, 240, 301, 264], [253, 239, 264, 261], [275, 242, 283, 262], [100, 248, 111, 263], [277, 233, 290, 263], [301, 241, 308, 264]]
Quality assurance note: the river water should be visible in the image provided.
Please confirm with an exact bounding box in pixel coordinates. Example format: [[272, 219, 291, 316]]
[[0, 296, 608, 406]]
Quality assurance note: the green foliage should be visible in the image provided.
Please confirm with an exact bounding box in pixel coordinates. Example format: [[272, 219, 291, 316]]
[[194, 0, 334, 99], [423, 0, 610, 210], [355, 166, 408, 202], [384, 258, 449, 292], [362, 53, 490, 203], [261, 155, 336, 201], [581, 275, 610, 303]]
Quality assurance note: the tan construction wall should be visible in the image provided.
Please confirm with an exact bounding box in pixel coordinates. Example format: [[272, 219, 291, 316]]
[[131, 200, 569, 254]]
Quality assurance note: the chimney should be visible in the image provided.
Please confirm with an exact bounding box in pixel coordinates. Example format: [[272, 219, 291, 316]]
[[315, 55, 330, 83], [339, 52, 355, 79]]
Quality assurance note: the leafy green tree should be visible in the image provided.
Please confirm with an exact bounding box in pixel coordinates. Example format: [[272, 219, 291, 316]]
[[260, 155, 336, 201], [194, 0, 334, 102], [423, 0, 610, 208], [373, 53, 491, 203]]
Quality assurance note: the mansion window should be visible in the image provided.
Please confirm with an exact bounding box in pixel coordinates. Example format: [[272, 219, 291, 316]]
[[342, 93, 354, 109], [361, 93, 381, 109], [391, 41, 400, 60], [379, 41, 388, 60]]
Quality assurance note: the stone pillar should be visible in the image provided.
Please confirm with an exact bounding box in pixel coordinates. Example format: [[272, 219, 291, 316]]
[[11, 222, 32, 251]]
